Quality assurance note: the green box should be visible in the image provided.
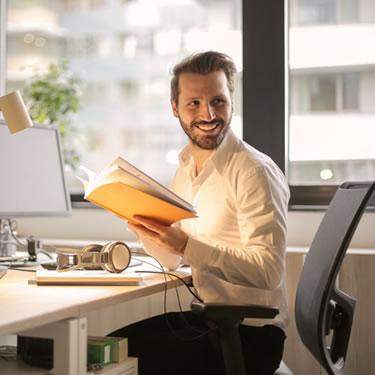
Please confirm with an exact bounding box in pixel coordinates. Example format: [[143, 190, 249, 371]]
[[106, 336, 128, 363], [87, 339, 113, 367], [88, 336, 128, 363]]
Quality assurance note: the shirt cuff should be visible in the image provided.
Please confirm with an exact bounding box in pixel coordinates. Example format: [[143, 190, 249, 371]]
[[182, 236, 215, 269]]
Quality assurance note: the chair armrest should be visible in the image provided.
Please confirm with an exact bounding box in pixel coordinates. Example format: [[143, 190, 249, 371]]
[[191, 299, 279, 320]]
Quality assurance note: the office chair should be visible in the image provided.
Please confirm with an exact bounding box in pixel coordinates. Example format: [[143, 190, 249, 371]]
[[191, 181, 375, 375]]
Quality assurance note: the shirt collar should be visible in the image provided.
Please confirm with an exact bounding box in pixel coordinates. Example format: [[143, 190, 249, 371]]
[[210, 128, 238, 175], [178, 128, 239, 176]]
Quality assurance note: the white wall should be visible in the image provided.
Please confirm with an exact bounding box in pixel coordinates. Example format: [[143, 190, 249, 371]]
[[15, 208, 138, 244], [14, 207, 375, 249], [287, 210, 375, 248]]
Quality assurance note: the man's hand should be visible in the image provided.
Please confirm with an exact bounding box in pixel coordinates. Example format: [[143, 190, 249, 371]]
[[128, 215, 188, 256]]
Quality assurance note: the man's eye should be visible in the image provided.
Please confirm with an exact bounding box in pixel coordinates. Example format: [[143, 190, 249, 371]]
[[190, 100, 200, 106], [213, 98, 224, 105]]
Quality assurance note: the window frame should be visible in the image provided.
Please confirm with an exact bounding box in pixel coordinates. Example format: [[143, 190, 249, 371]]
[[242, 0, 342, 210]]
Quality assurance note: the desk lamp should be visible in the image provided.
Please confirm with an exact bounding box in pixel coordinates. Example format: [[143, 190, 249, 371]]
[[0, 90, 33, 134]]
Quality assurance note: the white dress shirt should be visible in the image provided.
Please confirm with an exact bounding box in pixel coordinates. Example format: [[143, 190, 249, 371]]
[[170, 129, 290, 329]]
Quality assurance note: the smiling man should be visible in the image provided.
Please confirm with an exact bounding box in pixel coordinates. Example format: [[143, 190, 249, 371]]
[[173, 69, 232, 152], [111, 51, 290, 375]]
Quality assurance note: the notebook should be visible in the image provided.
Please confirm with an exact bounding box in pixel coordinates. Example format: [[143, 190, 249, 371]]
[[32, 270, 143, 286]]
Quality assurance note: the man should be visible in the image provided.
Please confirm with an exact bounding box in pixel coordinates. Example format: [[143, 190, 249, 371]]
[[111, 51, 290, 375]]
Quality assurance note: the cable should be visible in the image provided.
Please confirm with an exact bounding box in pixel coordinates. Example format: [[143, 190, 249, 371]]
[[137, 270, 203, 302], [135, 268, 212, 339], [37, 249, 54, 259], [7, 248, 216, 340], [8, 268, 36, 272], [7, 219, 27, 249], [0, 240, 19, 246], [130, 251, 216, 341], [4, 219, 54, 260], [131, 251, 201, 300]]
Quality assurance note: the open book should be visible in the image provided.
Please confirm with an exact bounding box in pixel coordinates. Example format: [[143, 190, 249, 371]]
[[79, 156, 197, 225]]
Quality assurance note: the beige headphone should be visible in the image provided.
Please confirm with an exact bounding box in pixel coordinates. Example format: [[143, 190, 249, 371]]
[[56, 241, 131, 273]]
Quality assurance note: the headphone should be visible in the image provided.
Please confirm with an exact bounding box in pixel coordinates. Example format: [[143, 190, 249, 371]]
[[55, 241, 131, 273]]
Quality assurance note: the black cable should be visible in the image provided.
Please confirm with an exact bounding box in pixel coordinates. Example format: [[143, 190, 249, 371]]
[[7, 248, 216, 340], [37, 249, 54, 259], [131, 251, 216, 341], [136, 270, 203, 303], [131, 251, 200, 300], [135, 268, 212, 338]]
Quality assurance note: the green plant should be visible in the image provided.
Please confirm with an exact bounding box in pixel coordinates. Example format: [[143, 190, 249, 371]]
[[22, 60, 83, 170]]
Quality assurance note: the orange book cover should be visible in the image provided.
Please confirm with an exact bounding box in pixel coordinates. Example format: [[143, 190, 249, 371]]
[[79, 157, 197, 225]]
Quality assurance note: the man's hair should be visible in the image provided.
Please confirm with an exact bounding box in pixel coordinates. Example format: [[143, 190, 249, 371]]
[[170, 51, 237, 105]]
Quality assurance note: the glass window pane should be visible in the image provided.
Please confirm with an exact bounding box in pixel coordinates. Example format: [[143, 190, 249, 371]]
[[310, 75, 337, 111], [289, 0, 375, 186], [343, 72, 359, 110], [341, 0, 359, 23], [297, 0, 336, 25], [5, 0, 242, 194], [293, 75, 336, 112]]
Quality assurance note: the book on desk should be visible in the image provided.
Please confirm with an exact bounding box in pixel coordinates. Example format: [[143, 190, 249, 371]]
[[79, 156, 197, 225], [31, 270, 143, 286]]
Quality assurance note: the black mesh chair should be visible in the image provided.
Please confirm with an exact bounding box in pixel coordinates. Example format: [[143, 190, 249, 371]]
[[191, 181, 375, 375]]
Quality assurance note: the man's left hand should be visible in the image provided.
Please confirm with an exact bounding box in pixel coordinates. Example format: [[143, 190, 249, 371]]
[[128, 215, 188, 256]]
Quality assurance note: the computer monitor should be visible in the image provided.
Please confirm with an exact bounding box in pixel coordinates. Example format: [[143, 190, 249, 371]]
[[0, 119, 71, 219]]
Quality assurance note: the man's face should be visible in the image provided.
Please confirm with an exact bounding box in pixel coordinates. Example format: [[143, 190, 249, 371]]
[[171, 71, 234, 150]]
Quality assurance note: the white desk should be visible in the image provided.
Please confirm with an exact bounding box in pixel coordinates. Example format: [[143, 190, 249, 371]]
[[0, 260, 192, 374]]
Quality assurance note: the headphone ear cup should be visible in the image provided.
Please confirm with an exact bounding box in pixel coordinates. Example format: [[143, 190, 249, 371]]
[[82, 244, 103, 270], [101, 241, 131, 273]]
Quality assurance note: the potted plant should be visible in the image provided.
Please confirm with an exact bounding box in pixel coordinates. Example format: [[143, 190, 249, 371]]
[[22, 60, 83, 170]]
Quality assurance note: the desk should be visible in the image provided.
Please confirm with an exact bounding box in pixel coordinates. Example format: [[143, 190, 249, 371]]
[[0, 260, 192, 374]]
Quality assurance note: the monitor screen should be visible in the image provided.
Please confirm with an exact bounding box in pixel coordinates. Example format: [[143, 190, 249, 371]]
[[0, 120, 71, 218]]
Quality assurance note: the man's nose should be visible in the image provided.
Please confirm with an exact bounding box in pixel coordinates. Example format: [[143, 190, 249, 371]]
[[199, 103, 216, 121]]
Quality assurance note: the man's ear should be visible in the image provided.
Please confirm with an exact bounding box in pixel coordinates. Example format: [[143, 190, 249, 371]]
[[171, 99, 179, 118]]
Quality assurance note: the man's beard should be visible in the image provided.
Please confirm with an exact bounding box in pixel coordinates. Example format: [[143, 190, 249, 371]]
[[179, 116, 231, 150]]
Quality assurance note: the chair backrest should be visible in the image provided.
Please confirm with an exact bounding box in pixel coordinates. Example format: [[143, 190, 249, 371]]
[[295, 181, 375, 375]]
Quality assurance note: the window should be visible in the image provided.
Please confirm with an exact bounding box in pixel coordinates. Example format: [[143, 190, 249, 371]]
[[3, 0, 375, 208], [242, 0, 375, 207], [288, 0, 375, 203], [2, 0, 242, 196], [297, 0, 337, 25], [292, 73, 360, 113], [343, 72, 360, 110], [292, 0, 360, 26]]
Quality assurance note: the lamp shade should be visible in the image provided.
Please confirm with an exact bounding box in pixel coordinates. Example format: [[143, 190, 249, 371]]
[[0, 90, 33, 134]]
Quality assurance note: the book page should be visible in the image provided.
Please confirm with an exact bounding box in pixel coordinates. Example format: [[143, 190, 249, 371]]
[[86, 164, 196, 214], [80, 165, 98, 185], [106, 156, 195, 212]]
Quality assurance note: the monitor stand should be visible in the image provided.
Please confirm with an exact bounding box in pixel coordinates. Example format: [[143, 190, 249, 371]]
[[0, 219, 16, 258], [0, 219, 40, 267]]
